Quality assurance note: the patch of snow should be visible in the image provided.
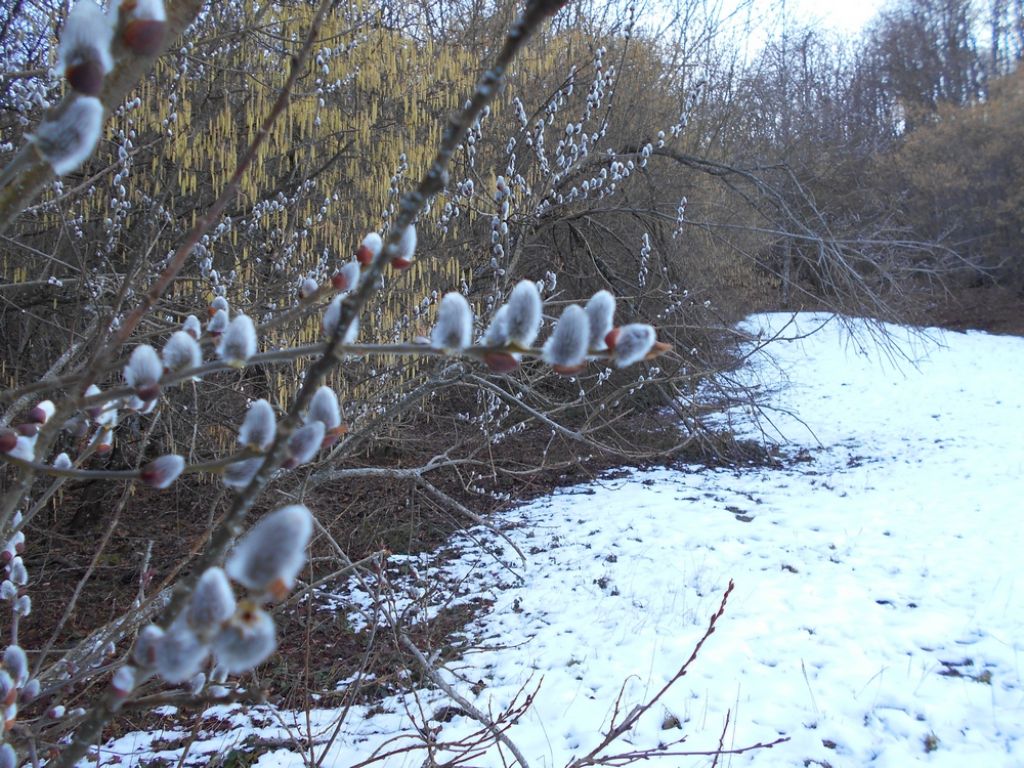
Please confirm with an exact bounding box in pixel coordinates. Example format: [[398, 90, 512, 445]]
[[96, 313, 1024, 767]]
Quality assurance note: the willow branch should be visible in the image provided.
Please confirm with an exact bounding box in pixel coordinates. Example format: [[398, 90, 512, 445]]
[[52, 2, 569, 764], [398, 632, 533, 768]]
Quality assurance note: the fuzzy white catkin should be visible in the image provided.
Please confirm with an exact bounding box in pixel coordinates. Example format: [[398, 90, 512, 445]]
[[207, 308, 228, 335], [334, 261, 360, 292], [30, 400, 55, 424], [307, 387, 341, 431], [585, 290, 615, 350], [187, 567, 236, 633], [322, 296, 341, 336], [110, 665, 136, 696], [4, 645, 28, 686], [212, 603, 276, 674], [95, 402, 117, 429], [83, 382, 102, 413], [225, 504, 313, 595], [7, 531, 24, 555], [0, 743, 16, 768], [322, 295, 359, 343], [430, 293, 473, 351], [20, 678, 40, 703], [483, 305, 511, 347], [395, 223, 417, 263], [613, 323, 657, 367], [222, 457, 262, 490], [153, 620, 208, 684], [505, 280, 542, 348], [140, 454, 185, 489], [286, 421, 324, 467], [57, 0, 114, 77], [9, 559, 27, 587], [543, 305, 590, 368], [118, 0, 167, 21], [182, 314, 202, 339], [360, 232, 383, 258], [133, 625, 164, 667], [210, 296, 229, 315], [189, 672, 206, 696], [10, 435, 37, 462], [14, 594, 31, 617], [29, 96, 104, 176], [162, 330, 202, 372], [124, 344, 162, 390], [238, 399, 276, 451], [218, 315, 257, 366]]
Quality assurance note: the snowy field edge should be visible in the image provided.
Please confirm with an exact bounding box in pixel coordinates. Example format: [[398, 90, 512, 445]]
[[97, 313, 1024, 768]]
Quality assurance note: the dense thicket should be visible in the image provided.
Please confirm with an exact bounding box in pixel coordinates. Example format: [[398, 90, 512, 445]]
[[740, 0, 1024, 295]]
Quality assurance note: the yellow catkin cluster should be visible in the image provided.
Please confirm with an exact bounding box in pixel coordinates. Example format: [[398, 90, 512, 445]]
[[18, 2, 582, 424]]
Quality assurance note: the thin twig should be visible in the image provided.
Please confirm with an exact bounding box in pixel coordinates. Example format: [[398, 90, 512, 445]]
[[399, 631, 533, 768], [565, 580, 736, 768]]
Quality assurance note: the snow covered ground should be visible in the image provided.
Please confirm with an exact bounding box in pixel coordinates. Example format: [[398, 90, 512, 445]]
[[101, 313, 1024, 767]]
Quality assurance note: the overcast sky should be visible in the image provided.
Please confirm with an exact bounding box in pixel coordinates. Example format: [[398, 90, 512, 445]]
[[639, 0, 890, 55], [728, 0, 888, 54], [796, 0, 884, 33]]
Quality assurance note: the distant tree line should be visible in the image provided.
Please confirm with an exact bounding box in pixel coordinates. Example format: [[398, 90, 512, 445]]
[[732, 0, 1024, 294]]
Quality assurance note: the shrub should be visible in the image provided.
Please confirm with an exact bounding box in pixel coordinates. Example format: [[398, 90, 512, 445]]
[[0, 2, 760, 766]]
